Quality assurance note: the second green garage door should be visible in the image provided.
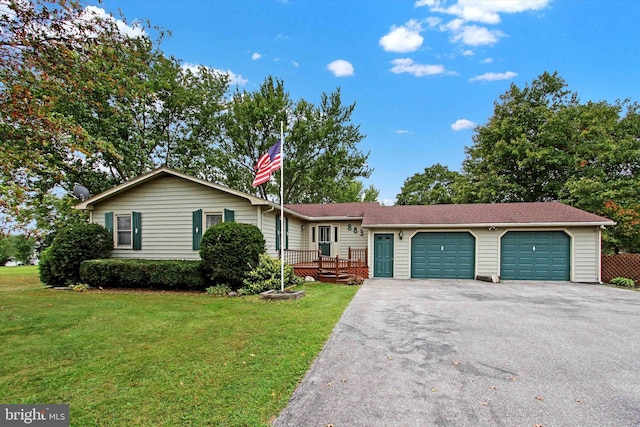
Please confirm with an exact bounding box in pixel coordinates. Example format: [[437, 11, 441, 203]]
[[500, 231, 570, 281], [411, 232, 475, 279]]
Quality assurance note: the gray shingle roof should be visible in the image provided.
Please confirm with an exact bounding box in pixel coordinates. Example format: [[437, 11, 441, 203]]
[[285, 202, 380, 218], [360, 202, 614, 226]]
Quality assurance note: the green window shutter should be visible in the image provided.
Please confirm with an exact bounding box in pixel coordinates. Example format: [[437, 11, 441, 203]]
[[132, 211, 142, 250], [192, 209, 203, 250], [285, 217, 289, 249], [275, 214, 281, 251], [104, 212, 114, 239], [224, 208, 235, 222]]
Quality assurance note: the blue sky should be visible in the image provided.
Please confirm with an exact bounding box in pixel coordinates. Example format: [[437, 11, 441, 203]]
[[93, 0, 640, 205]]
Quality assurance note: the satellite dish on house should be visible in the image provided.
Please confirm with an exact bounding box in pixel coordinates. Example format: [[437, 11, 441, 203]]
[[73, 184, 90, 201]]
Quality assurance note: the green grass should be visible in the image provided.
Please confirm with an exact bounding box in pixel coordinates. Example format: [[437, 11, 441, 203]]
[[0, 266, 359, 426]]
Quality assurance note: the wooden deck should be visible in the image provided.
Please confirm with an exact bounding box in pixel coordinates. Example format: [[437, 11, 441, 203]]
[[283, 249, 369, 283]]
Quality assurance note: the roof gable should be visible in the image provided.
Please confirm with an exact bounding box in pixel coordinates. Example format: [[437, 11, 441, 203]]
[[75, 167, 274, 211]]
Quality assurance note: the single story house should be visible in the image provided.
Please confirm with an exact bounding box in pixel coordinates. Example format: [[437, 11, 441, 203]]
[[75, 167, 615, 283]]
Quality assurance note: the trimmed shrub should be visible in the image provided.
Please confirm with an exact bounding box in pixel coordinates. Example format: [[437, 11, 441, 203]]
[[240, 253, 304, 295], [206, 284, 232, 296], [199, 222, 266, 290], [80, 259, 208, 291], [610, 277, 636, 288], [39, 223, 112, 287], [38, 246, 55, 285]]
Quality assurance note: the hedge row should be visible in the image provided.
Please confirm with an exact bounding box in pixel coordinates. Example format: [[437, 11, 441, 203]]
[[80, 259, 208, 291]]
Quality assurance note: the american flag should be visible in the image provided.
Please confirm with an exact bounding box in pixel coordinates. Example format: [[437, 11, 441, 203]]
[[251, 140, 281, 187]]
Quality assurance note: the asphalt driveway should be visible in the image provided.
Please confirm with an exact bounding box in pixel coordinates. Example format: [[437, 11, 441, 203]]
[[274, 279, 640, 426]]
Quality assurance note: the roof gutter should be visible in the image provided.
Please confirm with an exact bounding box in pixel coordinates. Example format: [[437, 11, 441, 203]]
[[304, 216, 365, 222], [363, 221, 616, 228]]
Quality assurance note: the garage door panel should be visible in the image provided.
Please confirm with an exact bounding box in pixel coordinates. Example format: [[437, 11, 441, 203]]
[[411, 232, 475, 279], [500, 231, 570, 281]]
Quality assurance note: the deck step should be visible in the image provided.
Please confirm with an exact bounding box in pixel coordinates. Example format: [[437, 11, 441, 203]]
[[318, 271, 353, 284]]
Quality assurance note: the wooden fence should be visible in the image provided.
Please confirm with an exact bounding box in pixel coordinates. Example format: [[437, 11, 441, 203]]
[[601, 254, 640, 285]]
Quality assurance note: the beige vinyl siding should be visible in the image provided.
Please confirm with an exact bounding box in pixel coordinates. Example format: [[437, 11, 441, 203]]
[[287, 216, 304, 251], [393, 231, 409, 279], [338, 222, 368, 258], [474, 228, 500, 278], [569, 227, 601, 282], [259, 212, 303, 257], [92, 176, 260, 260], [262, 210, 279, 257]]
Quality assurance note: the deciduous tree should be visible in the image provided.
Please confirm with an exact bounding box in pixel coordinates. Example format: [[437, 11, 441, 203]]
[[396, 163, 460, 205], [216, 76, 372, 203]]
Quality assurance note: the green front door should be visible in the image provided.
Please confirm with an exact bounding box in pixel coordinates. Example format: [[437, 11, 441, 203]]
[[318, 225, 331, 256], [501, 231, 570, 281], [374, 234, 394, 277], [411, 232, 475, 279]]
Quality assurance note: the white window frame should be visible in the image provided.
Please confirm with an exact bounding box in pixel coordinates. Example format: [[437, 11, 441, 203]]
[[204, 212, 223, 230], [115, 213, 132, 248]]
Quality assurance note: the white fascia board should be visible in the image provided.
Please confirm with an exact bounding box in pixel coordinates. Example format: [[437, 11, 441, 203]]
[[363, 221, 616, 228], [304, 216, 365, 222]]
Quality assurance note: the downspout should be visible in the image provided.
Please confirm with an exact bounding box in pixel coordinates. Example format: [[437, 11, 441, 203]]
[[261, 206, 275, 234], [598, 225, 603, 284]]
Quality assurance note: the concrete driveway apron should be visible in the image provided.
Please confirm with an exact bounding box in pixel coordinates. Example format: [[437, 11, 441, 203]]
[[273, 279, 640, 427]]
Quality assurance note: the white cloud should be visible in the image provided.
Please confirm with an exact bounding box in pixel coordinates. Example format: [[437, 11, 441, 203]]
[[451, 24, 503, 46], [327, 59, 354, 77], [469, 71, 517, 82], [462, 49, 474, 56], [251, 52, 262, 60], [451, 118, 476, 131], [379, 19, 424, 53], [415, 0, 438, 6], [480, 57, 493, 64], [442, 18, 465, 32], [390, 58, 446, 77], [418, 0, 550, 24], [291, 60, 299, 67], [182, 63, 248, 86], [83, 6, 145, 38], [425, 16, 442, 28], [395, 129, 413, 134]]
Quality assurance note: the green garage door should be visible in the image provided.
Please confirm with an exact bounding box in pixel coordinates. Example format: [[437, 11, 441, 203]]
[[501, 231, 570, 281], [411, 232, 475, 279]]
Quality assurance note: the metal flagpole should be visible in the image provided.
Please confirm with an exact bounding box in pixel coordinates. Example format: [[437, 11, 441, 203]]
[[280, 121, 285, 293]]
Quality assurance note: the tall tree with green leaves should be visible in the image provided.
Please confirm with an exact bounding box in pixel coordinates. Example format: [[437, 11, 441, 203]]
[[396, 163, 461, 205], [285, 90, 371, 203], [215, 76, 291, 199], [1, 0, 229, 234], [0, 0, 153, 232], [458, 71, 577, 203], [217, 76, 372, 203]]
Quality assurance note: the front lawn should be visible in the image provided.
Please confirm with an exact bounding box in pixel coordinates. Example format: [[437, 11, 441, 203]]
[[0, 266, 359, 426]]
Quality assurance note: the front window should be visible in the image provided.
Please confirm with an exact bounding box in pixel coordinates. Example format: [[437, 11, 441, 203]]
[[116, 214, 132, 247], [205, 213, 222, 229]]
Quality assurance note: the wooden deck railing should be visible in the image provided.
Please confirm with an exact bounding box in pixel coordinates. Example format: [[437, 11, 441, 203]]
[[283, 248, 369, 279], [319, 253, 368, 278], [282, 249, 321, 266], [348, 247, 368, 265]]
